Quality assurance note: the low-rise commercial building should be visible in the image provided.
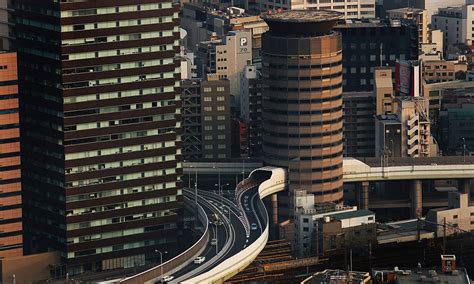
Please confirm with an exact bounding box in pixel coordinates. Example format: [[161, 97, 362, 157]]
[[302, 269, 371, 284], [315, 209, 377, 256], [294, 190, 376, 257], [423, 60, 468, 83], [372, 255, 470, 284], [426, 192, 474, 237]]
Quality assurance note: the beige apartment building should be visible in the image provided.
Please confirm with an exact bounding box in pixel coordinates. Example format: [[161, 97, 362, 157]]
[[375, 97, 433, 158], [374, 67, 394, 116], [423, 60, 468, 83], [257, 0, 375, 20]]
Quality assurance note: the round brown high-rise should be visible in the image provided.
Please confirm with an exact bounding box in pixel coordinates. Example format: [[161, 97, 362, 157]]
[[262, 10, 343, 218]]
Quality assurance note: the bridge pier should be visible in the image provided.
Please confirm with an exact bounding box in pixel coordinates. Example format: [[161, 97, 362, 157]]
[[359, 181, 370, 209], [410, 180, 422, 219]]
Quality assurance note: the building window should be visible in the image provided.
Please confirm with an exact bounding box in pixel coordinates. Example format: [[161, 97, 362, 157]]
[[217, 96, 225, 101], [217, 87, 225, 92], [303, 218, 309, 223], [217, 106, 225, 111], [203, 106, 212, 111], [204, 116, 212, 121], [217, 125, 226, 130], [203, 97, 212, 102], [453, 215, 458, 219], [203, 87, 212, 92]]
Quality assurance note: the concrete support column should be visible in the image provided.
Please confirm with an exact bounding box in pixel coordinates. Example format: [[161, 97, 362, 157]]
[[411, 180, 423, 219], [272, 194, 278, 237], [359, 181, 370, 210], [458, 179, 471, 194]]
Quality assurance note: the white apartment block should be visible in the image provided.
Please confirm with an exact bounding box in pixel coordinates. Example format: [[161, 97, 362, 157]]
[[432, 4, 474, 50], [258, 0, 376, 19], [293, 190, 359, 256]]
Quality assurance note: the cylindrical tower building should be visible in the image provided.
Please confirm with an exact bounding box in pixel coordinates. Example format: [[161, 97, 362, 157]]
[[262, 11, 344, 218]]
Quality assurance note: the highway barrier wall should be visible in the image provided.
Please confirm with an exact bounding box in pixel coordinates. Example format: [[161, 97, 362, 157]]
[[118, 200, 209, 284]]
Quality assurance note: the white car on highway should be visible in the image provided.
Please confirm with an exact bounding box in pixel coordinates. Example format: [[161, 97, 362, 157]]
[[194, 256, 206, 264], [251, 223, 258, 230], [163, 275, 174, 282]]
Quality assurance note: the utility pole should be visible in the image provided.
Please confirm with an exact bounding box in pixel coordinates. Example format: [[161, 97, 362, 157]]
[[215, 222, 218, 254], [462, 137, 466, 163], [242, 156, 245, 182], [350, 248, 353, 272], [443, 217, 447, 254], [194, 165, 198, 229], [315, 221, 319, 257], [417, 218, 421, 242], [380, 43, 383, 67]]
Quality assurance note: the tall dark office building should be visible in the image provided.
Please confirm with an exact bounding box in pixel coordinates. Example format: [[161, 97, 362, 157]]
[[16, 1, 182, 274], [262, 11, 344, 218], [335, 19, 418, 92]]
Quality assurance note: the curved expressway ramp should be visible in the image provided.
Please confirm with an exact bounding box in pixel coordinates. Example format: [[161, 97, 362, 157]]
[[182, 166, 286, 284]]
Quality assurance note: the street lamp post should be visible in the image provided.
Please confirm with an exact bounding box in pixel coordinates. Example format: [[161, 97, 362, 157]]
[[242, 157, 245, 181], [462, 137, 466, 163], [214, 222, 218, 254], [390, 139, 394, 159], [212, 166, 221, 194], [155, 250, 168, 284], [215, 183, 229, 214], [188, 167, 191, 189]]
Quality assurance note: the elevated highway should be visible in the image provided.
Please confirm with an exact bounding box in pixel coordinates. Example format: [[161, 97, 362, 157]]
[[116, 166, 286, 284], [343, 157, 474, 182], [180, 166, 286, 283], [343, 156, 474, 218]]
